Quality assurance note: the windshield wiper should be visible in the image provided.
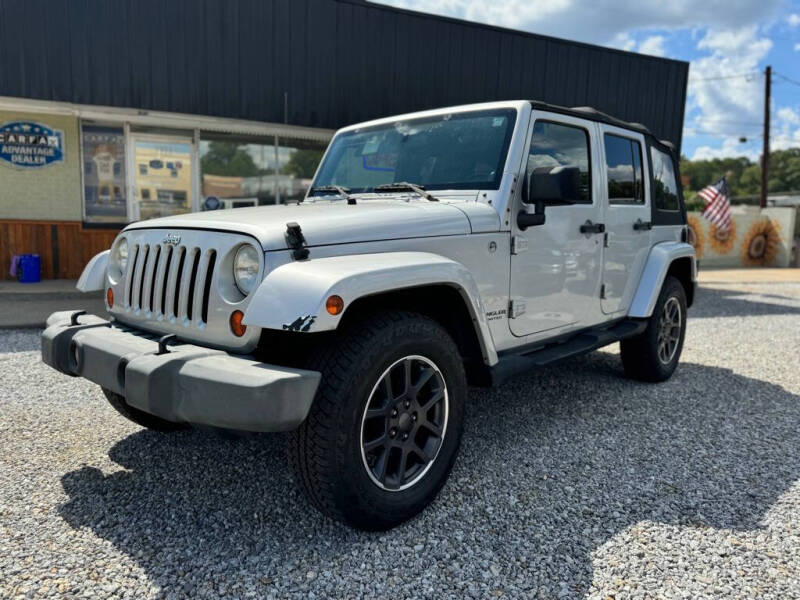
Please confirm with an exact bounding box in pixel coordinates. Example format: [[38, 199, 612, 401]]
[[373, 182, 438, 202], [308, 185, 356, 205]]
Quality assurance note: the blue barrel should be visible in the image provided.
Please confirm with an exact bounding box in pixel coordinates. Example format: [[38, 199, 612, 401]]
[[18, 254, 41, 283]]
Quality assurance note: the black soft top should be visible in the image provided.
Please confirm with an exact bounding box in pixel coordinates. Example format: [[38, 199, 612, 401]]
[[529, 100, 677, 157]]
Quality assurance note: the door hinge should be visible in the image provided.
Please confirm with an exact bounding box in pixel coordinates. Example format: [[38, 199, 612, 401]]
[[509, 299, 526, 318], [603, 232, 609, 247], [600, 284, 606, 300], [511, 235, 528, 255]]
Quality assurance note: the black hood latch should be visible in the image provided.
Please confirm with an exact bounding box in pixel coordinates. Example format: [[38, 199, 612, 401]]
[[285, 222, 310, 260]]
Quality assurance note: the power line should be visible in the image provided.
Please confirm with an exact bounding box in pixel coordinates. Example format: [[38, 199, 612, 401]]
[[688, 71, 761, 83], [773, 71, 800, 88]]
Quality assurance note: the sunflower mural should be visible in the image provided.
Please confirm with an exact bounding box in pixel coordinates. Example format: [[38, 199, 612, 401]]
[[686, 214, 705, 259], [741, 219, 782, 267], [708, 220, 737, 255]]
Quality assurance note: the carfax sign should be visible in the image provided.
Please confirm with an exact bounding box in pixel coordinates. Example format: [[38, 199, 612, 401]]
[[0, 121, 65, 168]]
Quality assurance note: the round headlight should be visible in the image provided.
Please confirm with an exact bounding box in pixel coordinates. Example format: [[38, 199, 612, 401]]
[[233, 244, 260, 295], [112, 237, 129, 272]]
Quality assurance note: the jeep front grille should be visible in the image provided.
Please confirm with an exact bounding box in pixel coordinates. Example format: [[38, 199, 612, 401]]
[[109, 228, 263, 352], [124, 243, 217, 325]]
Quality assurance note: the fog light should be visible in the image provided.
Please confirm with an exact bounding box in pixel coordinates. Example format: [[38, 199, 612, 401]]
[[326, 295, 344, 315], [106, 287, 114, 308], [229, 310, 246, 337]]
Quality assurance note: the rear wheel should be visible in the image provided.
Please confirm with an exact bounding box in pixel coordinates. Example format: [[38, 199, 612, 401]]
[[621, 275, 687, 382], [289, 311, 466, 530], [101, 387, 187, 431]]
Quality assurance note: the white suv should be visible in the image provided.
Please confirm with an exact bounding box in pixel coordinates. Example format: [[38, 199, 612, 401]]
[[42, 101, 696, 529]]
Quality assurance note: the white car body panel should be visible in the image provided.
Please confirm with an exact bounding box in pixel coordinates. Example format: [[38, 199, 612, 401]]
[[76, 250, 109, 292], [509, 110, 605, 338], [597, 122, 653, 316], [628, 241, 696, 318], [243, 251, 499, 365]]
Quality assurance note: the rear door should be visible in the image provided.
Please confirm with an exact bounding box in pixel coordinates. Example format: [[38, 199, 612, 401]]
[[598, 126, 652, 315]]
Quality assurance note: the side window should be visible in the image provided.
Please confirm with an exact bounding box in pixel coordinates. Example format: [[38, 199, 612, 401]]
[[651, 146, 680, 211], [604, 134, 644, 204], [528, 121, 592, 203]]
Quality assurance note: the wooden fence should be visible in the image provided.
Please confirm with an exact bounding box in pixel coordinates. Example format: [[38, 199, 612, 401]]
[[1, 220, 119, 280]]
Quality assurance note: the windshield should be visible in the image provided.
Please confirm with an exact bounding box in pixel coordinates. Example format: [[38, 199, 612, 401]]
[[312, 108, 517, 194]]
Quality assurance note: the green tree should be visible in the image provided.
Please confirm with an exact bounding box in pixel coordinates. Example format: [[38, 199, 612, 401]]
[[200, 142, 259, 177], [680, 148, 800, 201], [284, 149, 324, 179]]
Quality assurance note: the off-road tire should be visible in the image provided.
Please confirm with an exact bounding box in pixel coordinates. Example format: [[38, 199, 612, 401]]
[[289, 311, 466, 530], [620, 275, 688, 382], [101, 387, 187, 431]]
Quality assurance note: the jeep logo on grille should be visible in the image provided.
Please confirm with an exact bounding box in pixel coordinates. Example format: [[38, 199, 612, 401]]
[[163, 233, 181, 245]]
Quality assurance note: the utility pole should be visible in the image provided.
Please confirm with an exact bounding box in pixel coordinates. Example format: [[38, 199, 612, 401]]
[[760, 65, 771, 209]]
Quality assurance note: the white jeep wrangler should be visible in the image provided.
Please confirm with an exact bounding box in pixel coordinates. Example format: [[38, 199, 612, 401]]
[[42, 101, 696, 529]]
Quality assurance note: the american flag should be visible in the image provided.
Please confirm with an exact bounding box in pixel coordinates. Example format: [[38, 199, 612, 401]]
[[699, 177, 732, 232]]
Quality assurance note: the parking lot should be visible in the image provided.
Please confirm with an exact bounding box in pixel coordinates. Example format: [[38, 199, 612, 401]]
[[2, 279, 799, 599]]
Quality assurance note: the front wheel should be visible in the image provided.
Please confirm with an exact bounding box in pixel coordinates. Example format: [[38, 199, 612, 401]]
[[289, 311, 466, 530], [101, 388, 187, 431], [621, 275, 688, 382]]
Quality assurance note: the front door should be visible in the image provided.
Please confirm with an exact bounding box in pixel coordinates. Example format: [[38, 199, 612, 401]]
[[509, 113, 604, 338], [598, 125, 652, 315]]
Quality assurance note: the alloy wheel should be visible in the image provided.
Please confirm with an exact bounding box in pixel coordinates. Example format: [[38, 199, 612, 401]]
[[359, 355, 449, 491], [657, 296, 682, 364]]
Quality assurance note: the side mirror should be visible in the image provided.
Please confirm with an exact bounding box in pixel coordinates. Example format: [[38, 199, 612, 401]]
[[517, 166, 582, 230]]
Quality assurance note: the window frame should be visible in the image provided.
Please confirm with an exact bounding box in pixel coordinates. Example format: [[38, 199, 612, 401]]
[[603, 132, 645, 206], [649, 145, 680, 212], [527, 118, 594, 205]]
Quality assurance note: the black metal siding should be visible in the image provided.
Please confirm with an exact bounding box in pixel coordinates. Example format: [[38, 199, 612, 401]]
[[0, 0, 688, 148]]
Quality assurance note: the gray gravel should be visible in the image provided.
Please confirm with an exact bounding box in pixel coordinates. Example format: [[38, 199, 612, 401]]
[[2, 281, 800, 599]]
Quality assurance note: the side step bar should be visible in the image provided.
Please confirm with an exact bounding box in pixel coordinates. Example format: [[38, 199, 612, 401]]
[[490, 319, 647, 386]]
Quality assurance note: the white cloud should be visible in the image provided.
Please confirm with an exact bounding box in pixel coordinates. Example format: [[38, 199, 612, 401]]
[[773, 107, 800, 150], [795, 43, 800, 51], [788, 13, 800, 27], [684, 26, 772, 159], [690, 137, 758, 161], [638, 35, 667, 56], [378, 0, 781, 46]]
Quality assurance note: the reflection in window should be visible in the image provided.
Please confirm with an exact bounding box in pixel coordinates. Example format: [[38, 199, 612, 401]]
[[199, 136, 327, 207], [651, 147, 680, 211], [528, 121, 592, 203], [605, 134, 644, 204], [81, 124, 128, 223]]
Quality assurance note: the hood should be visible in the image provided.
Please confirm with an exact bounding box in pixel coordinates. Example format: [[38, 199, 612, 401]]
[[124, 196, 500, 250]]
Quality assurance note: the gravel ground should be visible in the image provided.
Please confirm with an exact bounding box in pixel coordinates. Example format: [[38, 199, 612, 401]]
[[1, 281, 799, 599]]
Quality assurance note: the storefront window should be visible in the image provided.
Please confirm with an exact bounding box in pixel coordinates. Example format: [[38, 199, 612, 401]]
[[278, 137, 326, 203], [132, 137, 193, 220], [82, 124, 127, 223], [199, 134, 326, 208]]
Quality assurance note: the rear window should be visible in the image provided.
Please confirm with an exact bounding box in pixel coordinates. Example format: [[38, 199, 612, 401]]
[[604, 134, 644, 204], [651, 147, 680, 211]]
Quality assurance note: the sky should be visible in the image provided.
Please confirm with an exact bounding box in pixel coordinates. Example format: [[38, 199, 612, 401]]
[[376, 0, 800, 162]]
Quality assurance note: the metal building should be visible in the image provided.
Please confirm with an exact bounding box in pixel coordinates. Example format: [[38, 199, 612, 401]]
[[0, 0, 688, 279]]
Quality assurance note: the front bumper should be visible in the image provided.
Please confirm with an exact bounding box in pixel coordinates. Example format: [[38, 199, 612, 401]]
[[41, 311, 321, 432]]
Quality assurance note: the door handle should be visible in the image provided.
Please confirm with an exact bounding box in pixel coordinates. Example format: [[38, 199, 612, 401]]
[[633, 219, 653, 231], [580, 220, 605, 234]]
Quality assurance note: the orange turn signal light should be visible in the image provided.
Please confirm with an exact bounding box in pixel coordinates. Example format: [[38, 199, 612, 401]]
[[326, 295, 344, 316], [230, 310, 247, 337], [106, 287, 114, 308]]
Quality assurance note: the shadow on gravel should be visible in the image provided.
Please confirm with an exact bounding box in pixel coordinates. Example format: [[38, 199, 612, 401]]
[[691, 285, 800, 318], [58, 353, 800, 597]]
